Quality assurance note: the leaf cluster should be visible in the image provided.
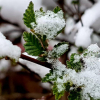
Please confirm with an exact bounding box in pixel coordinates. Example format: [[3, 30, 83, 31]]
[[53, 82, 65, 100], [53, 6, 61, 13], [67, 53, 82, 72], [22, 1, 84, 100]]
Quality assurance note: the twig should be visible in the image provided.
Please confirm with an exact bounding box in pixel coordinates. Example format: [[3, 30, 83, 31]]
[[64, 3, 75, 16], [74, 0, 83, 26], [20, 54, 52, 69], [89, 0, 95, 4], [54, 0, 74, 16]]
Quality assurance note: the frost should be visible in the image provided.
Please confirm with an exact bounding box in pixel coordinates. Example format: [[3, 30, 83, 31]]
[[31, 10, 65, 39], [48, 43, 68, 58], [0, 32, 21, 62]]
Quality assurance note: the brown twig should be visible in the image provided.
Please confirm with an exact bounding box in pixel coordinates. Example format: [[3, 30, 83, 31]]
[[74, 1, 83, 26], [20, 54, 52, 69], [89, 0, 95, 4], [54, 0, 75, 17]]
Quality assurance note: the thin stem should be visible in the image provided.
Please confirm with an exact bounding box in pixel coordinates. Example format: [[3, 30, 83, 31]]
[[54, 0, 74, 16], [89, 0, 95, 4], [64, 3, 75, 16], [74, 2, 83, 26]]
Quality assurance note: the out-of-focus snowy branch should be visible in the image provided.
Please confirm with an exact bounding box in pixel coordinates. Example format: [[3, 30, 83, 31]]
[[0, 0, 46, 31], [74, 1, 100, 30]]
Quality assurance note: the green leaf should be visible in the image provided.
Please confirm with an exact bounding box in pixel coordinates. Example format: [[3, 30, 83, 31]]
[[53, 6, 61, 13], [78, 47, 84, 54], [37, 56, 47, 62], [67, 53, 82, 72], [40, 7, 44, 12], [48, 42, 68, 58], [52, 82, 65, 100], [42, 70, 56, 82], [34, 34, 48, 50], [64, 82, 71, 92], [71, 0, 79, 5], [0, 7, 2, 10], [68, 88, 82, 100], [23, 1, 36, 28], [23, 32, 43, 56]]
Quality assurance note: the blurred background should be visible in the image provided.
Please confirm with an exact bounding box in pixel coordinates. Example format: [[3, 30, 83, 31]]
[[0, 0, 100, 100]]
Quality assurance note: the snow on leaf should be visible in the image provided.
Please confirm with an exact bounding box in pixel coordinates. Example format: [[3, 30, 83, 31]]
[[31, 10, 65, 39], [48, 42, 68, 59]]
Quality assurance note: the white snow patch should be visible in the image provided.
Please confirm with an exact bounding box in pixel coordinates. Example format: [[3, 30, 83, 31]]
[[0, 32, 21, 62], [75, 1, 100, 31], [31, 10, 65, 39], [0, 0, 46, 30], [87, 43, 100, 52], [65, 17, 75, 34], [75, 27, 93, 48]]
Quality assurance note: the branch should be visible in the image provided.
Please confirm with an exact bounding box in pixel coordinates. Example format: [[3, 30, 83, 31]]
[[54, 0, 74, 16], [20, 54, 52, 70], [89, 0, 95, 4]]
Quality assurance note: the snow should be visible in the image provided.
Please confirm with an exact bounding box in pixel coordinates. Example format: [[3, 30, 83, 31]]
[[73, 55, 80, 63], [31, 10, 65, 39], [48, 43, 68, 58], [75, 27, 93, 48], [0, 59, 11, 71], [68, 46, 78, 58], [22, 52, 38, 59], [19, 58, 50, 78], [0, 32, 21, 62], [87, 43, 100, 52], [68, 44, 100, 99], [64, 17, 75, 34]]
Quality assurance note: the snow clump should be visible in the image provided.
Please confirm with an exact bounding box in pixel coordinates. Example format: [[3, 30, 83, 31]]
[[75, 27, 93, 48], [31, 10, 65, 39], [0, 32, 21, 62]]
